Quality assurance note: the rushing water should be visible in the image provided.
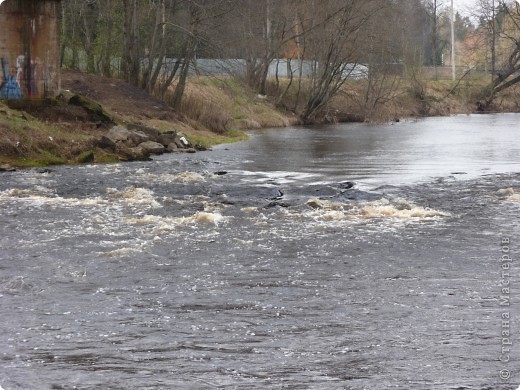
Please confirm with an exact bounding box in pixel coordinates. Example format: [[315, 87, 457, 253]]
[[0, 114, 519, 389]]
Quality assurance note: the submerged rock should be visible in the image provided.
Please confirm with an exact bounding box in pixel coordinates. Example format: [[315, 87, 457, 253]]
[[36, 168, 53, 174], [264, 201, 291, 208], [338, 181, 355, 189]]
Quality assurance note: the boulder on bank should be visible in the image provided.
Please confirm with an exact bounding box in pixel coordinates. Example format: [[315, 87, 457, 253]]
[[106, 125, 132, 142], [0, 164, 16, 172], [68, 94, 114, 125], [96, 124, 194, 161], [160, 131, 178, 146], [116, 145, 149, 161], [103, 125, 149, 147], [127, 145, 150, 161], [127, 124, 162, 143], [139, 141, 165, 155], [97, 135, 117, 151]]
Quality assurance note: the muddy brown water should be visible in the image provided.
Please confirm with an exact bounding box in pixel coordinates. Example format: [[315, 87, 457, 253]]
[[0, 114, 519, 389]]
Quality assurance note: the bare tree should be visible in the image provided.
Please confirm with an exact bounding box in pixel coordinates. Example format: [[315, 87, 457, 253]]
[[478, 0, 520, 104], [121, 0, 140, 85], [425, 0, 445, 79], [295, 0, 383, 123], [59, 0, 442, 121], [141, 0, 167, 92]]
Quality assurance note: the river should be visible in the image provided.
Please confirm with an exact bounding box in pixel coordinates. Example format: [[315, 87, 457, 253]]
[[0, 114, 519, 389]]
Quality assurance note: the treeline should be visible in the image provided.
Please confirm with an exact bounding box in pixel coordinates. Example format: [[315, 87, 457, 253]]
[[61, 0, 520, 122]]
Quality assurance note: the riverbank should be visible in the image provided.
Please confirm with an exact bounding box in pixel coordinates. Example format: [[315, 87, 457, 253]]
[[1, 70, 519, 168], [0, 72, 235, 168]]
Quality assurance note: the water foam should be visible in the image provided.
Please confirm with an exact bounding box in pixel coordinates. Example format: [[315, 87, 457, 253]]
[[126, 215, 178, 233], [498, 187, 520, 201], [358, 199, 446, 219], [173, 171, 206, 182], [106, 187, 162, 208], [304, 197, 447, 223], [1, 185, 165, 210], [0, 188, 108, 207], [189, 211, 226, 225], [104, 247, 143, 257], [241, 207, 258, 213], [136, 171, 205, 183], [126, 211, 227, 233]]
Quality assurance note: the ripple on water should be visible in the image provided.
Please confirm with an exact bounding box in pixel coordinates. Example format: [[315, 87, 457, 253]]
[[1, 158, 519, 389], [0, 276, 34, 295]]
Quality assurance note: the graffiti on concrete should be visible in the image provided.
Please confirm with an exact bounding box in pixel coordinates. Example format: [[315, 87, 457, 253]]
[[16, 55, 24, 85], [0, 54, 44, 100], [0, 57, 24, 100], [0, 0, 61, 100]]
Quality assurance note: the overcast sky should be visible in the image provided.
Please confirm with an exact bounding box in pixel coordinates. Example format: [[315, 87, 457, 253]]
[[454, 0, 477, 15]]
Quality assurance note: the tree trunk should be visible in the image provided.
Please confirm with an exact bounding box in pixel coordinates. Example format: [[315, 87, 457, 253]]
[[102, 0, 114, 77], [122, 0, 140, 86], [141, 0, 163, 91]]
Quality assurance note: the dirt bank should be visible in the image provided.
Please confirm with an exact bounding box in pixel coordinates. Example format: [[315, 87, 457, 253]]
[[0, 71, 260, 168]]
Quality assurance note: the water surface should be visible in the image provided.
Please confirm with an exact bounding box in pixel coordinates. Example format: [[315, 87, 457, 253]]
[[204, 113, 520, 188], [0, 114, 519, 389]]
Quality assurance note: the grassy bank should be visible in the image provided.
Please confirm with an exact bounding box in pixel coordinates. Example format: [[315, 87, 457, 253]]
[[1, 71, 519, 168], [0, 102, 97, 167], [0, 98, 251, 168]]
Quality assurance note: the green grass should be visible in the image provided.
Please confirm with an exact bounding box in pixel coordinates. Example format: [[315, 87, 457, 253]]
[[187, 129, 249, 149], [0, 107, 94, 167]]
